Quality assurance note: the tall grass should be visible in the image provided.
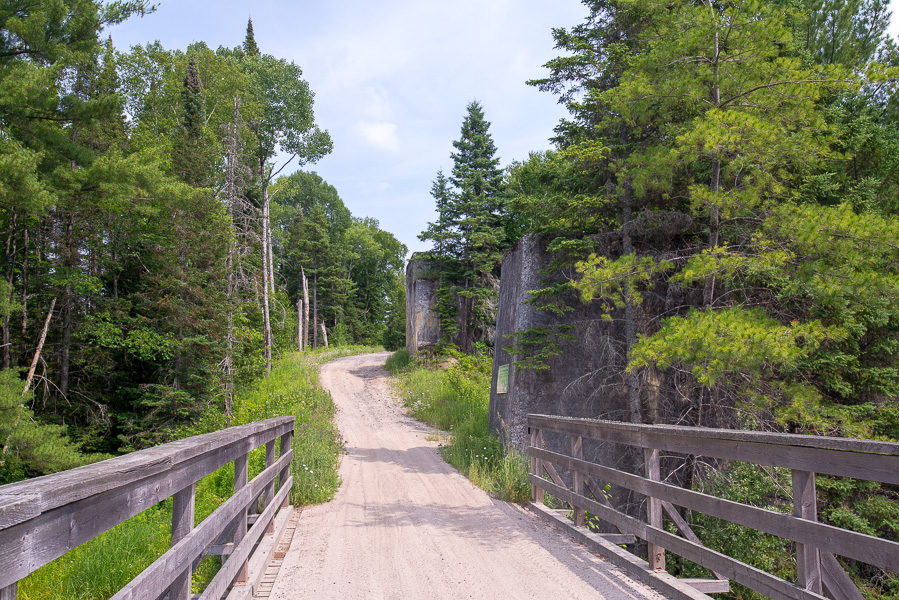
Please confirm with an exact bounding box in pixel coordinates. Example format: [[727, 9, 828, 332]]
[[389, 350, 530, 503], [19, 346, 380, 600]]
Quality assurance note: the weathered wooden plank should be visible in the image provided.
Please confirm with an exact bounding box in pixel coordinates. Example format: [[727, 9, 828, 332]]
[[528, 415, 899, 484], [793, 471, 822, 594], [534, 476, 827, 600], [530, 427, 543, 504], [109, 456, 291, 600], [571, 436, 585, 528], [232, 452, 250, 585], [0, 583, 15, 600], [170, 484, 196, 600], [0, 447, 291, 592], [0, 495, 39, 529], [645, 448, 665, 572], [277, 432, 292, 508], [821, 551, 864, 600], [530, 446, 899, 572], [0, 418, 293, 513], [0, 445, 291, 589], [680, 579, 731, 593], [528, 502, 712, 600], [199, 478, 291, 600], [263, 441, 276, 535], [661, 500, 727, 581], [528, 415, 899, 456]]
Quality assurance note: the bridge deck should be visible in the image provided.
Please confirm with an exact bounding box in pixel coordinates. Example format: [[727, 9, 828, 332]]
[[262, 353, 671, 600]]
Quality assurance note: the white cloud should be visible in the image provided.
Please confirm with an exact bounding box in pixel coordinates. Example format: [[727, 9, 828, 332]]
[[354, 120, 400, 152]]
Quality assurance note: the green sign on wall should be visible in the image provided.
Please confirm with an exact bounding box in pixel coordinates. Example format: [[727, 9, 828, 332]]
[[497, 364, 509, 394]]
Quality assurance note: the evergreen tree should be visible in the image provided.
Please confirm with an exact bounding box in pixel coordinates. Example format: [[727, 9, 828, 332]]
[[243, 18, 261, 57], [182, 55, 204, 134], [419, 101, 508, 351], [801, 0, 892, 68], [172, 54, 213, 185]]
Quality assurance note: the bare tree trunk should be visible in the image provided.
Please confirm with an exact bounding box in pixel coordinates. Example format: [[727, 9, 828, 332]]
[[302, 268, 310, 351], [223, 97, 240, 419], [267, 211, 276, 297], [262, 263, 272, 375], [23, 297, 55, 395], [320, 322, 329, 348], [297, 298, 303, 352], [313, 271, 318, 349], [260, 164, 274, 375]]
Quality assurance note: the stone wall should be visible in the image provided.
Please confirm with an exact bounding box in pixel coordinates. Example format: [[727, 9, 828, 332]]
[[488, 236, 634, 452], [487, 235, 668, 526], [405, 256, 441, 355]]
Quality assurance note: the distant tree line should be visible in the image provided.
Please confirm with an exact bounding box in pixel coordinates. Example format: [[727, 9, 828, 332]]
[[0, 4, 406, 481]]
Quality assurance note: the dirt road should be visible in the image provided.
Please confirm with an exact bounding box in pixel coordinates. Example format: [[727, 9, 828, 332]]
[[270, 352, 666, 600]]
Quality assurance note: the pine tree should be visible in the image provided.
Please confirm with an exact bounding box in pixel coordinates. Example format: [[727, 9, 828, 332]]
[[243, 18, 260, 57]]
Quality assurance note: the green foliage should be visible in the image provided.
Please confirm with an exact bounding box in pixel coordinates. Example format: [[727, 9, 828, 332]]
[[666, 463, 796, 600], [381, 271, 407, 351], [419, 101, 509, 351], [389, 350, 530, 503], [0, 371, 102, 485], [629, 307, 834, 388], [384, 348, 411, 374]]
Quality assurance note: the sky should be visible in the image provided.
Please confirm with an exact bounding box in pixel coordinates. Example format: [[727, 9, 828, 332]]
[[108, 1, 899, 259]]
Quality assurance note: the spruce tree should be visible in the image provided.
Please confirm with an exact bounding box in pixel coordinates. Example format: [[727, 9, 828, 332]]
[[419, 101, 507, 351], [243, 18, 260, 57], [181, 55, 204, 135]]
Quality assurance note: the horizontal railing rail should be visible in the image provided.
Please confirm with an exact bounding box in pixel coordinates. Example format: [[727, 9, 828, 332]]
[[0, 416, 294, 600], [528, 414, 899, 600]]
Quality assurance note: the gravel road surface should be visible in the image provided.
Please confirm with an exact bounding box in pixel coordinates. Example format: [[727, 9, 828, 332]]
[[270, 352, 667, 600]]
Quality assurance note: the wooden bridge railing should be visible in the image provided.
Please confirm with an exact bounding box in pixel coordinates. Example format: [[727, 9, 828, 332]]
[[528, 414, 899, 600], [0, 416, 294, 600]]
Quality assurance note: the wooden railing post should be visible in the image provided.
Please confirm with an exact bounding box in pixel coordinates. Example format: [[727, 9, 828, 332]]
[[644, 447, 665, 572], [170, 483, 196, 600], [572, 435, 585, 527], [279, 430, 293, 508], [1, 583, 16, 600], [264, 440, 276, 534], [792, 470, 822, 594], [530, 427, 545, 504], [233, 452, 250, 585]]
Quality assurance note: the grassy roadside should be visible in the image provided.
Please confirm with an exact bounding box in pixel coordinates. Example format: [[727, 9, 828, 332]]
[[386, 349, 530, 503], [19, 346, 379, 600]]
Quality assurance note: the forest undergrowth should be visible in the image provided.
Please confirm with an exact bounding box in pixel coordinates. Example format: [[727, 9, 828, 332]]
[[386, 348, 530, 503], [19, 346, 378, 600]]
